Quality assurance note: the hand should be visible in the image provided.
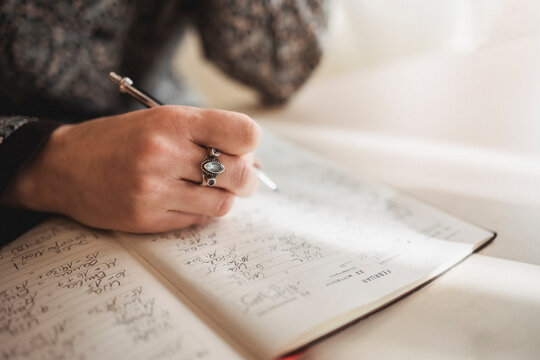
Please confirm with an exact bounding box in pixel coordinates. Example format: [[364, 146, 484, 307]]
[[3, 105, 261, 233]]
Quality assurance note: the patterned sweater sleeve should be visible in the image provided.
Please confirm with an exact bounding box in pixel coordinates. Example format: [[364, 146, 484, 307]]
[[192, 0, 328, 103]]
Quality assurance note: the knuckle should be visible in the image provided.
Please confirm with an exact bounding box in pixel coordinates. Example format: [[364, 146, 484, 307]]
[[236, 114, 260, 148], [159, 105, 194, 133], [160, 105, 183, 121], [182, 107, 204, 133], [213, 193, 234, 217], [133, 132, 171, 167]]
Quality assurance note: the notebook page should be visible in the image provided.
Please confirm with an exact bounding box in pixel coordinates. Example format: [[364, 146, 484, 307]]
[[124, 132, 494, 358], [0, 218, 242, 360]]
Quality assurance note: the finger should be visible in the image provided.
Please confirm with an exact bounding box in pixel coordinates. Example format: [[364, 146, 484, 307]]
[[218, 153, 258, 197], [176, 144, 258, 197], [184, 107, 261, 155], [165, 181, 236, 217]]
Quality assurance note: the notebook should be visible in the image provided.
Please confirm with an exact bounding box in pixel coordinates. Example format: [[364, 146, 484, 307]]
[[0, 131, 494, 359]]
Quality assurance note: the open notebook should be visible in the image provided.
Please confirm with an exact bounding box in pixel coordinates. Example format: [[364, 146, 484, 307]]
[[0, 132, 494, 360]]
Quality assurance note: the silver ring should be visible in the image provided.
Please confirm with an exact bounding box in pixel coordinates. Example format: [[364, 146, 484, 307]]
[[201, 148, 225, 187]]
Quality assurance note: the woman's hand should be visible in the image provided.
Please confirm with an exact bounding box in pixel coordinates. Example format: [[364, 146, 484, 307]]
[[3, 105, 260, 233]]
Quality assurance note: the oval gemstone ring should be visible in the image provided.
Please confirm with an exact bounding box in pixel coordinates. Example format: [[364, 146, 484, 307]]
[[201, 148, 225, 187]]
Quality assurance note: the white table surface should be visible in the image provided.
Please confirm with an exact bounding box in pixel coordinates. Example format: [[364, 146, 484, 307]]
[[247, 32, 540, 359]]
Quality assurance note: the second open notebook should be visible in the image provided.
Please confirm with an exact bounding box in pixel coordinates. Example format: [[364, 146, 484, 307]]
[[0, 131, 494, 359]]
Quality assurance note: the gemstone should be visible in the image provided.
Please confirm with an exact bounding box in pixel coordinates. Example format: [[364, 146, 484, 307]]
[[207, 179, 216, 186], [204, 161, 224, 174]]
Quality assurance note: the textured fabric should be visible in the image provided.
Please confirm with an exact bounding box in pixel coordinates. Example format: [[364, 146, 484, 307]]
[[0, 0, 326, 118], [0, 116, 36, 144], [0, 0, 327, 240], [194, 0, 327, 102]]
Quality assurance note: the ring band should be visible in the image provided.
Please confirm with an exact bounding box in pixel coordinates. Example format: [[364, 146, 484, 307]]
[[201, 147, 225, 186]]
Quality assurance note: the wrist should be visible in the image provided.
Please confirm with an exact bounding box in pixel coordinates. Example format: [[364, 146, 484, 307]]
[[1, 124, 73, 213]]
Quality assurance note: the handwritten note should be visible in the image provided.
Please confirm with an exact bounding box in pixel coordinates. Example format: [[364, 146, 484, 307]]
[[125, 133, 492, 358], [0, 218, 240, 360]]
